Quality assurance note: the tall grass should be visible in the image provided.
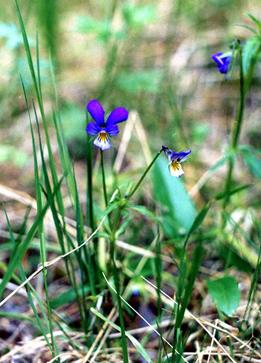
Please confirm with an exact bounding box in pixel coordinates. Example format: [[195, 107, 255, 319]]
[[0, 1, 260, 362]]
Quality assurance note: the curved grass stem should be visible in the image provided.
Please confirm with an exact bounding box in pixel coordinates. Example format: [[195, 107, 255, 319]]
[[126, 150, 163, 200]]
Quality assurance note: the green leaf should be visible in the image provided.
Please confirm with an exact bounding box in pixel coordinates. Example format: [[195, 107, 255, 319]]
[[215, 184, 252, 200], [207, 276, 240, 316], [247, 13, 261, 32], [50, 285, 91, 309], [209, 153, 231, 172], [240, 146, 261, 179], [186, 203, 210, 236], [242, 36, 261, 76], [152, 158, 196, 233], [129, 205, 160, 222], [91, 307, 152, 363]]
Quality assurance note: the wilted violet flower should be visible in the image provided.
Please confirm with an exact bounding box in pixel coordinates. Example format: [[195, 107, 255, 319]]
[[211, 52, 232, 74], [86, 99, 128, 151], [162, 145, 191, 177]]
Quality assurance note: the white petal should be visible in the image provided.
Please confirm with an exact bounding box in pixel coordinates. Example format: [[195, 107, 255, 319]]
[[94, 133, 111, 150], [169, 162, 184, 177]]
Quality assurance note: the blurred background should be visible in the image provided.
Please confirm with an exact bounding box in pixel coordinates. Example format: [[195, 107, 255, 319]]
[[0, 0, 260, 192]]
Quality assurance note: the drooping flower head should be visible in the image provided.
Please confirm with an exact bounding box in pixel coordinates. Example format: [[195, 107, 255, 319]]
[[211, 52, 232, 74], [162, 145, 191, 177], [86, 99, 128, 151]]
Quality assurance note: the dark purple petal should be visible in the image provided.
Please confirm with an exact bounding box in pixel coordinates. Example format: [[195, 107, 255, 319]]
[[86, 122, 101, 136], [105, 123, 119, 136], [211, 52, 231, 74], [161, 145, 169, 152], [219, 56, 231, 74], [106, 107, 128, 125], [162, 146, 174, 161], [86, 99, 105, 126], [172, 149, 191, 162], [211, 52, 223, 67]]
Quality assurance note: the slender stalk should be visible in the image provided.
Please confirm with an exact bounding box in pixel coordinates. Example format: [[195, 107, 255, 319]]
[[85, 130, 98, 296], [100, 150, 108, 207], [100, 151, 129, 362], [110, 229, 129, 363], [126, 150, 163, 200], [155, 226, 167, 361], [232, 48, 245, 149], [86, 135, 95, 230], [222, 48, 245, 210]]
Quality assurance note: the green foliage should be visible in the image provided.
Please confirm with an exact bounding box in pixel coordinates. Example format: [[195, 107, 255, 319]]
[[59, 103, 86, 156], [0, 144, 28, 166], [0, 1, 260, 360], [76, 3, 156, 43], [215, 183, 252, 200], [191, 123, 209, 145], [91, 307, 152, 363], [0, 22, 23, 49], [153, 158, 196, 234], [76, 16, 115, 42], [116, 70, 163, 94], [36, 0, 58, 60], [50, 285, 91, 309], [242, 36, 261, 75], [207, 276, 240, 316], [0, 180, 62, 298], [240, 145, 261, 179], [247, 13, 261, 34], [122, 3, 156, 30]]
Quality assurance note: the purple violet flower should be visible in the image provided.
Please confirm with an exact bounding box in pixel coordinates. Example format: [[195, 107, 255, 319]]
[[211, 52, 232, 74], [162, 145, 191, 177], [86, 99, 128, 151]]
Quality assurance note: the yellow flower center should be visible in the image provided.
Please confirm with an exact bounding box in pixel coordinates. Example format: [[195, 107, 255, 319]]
[[171, 161, 181, 170], [98, 131, 109, 142]]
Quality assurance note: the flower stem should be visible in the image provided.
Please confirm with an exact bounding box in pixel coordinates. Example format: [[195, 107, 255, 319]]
[[100, 150, 108, 207], [99, 150, 128, 360], [86, 133, 97, 295], [223, 47, 245, 210], [232, 47, 245, 149], [86, 136, 95, 230], [125, 149, 163, 200], [110, 220, 129, 363]]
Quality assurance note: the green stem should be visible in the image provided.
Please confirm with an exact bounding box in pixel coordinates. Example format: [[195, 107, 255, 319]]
[[86, 133, 97, 295], [110, 230, 129, 363], [222, 48, 245, 210], [100, 150, 108, 207], [232, 48, 245, 149], [86, 136, 95, 230], [126, 150, 162, 200]]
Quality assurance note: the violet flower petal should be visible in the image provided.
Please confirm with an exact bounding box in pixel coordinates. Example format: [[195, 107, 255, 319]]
[[106, 123, 119, 136], [86, 122, 101, 136], [87, 99, 105, 126], [172, 149, 191, 162], [106, 107, 128, 125], [212, 52, 231, 74]]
